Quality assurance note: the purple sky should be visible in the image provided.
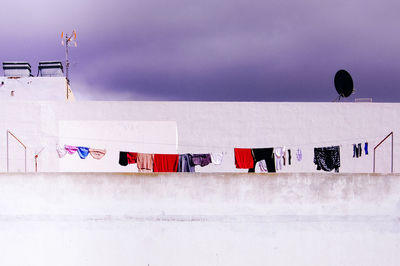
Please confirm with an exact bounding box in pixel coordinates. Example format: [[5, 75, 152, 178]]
[[1, 0, 399, 101]]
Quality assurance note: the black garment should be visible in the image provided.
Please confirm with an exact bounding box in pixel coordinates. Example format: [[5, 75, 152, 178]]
[[353, 144, 357, 158], [314, 146, 340, 173], [119, 151, 128, 166], [358, 143, 362, 157], [191, 154, 212, 167], [248, 148, 276, 173], [288, 149, 291, 165]]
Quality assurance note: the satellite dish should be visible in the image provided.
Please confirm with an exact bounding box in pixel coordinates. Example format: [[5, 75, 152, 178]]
[[334, 69, 354, 98]]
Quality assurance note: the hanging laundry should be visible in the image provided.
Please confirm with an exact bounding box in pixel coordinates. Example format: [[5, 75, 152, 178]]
[[178, 154, 195, 172], [274, 147, 286, 171], [56, 144, 67, 158], [249, 148, 275, 173], [119, 151, 128, 166], [127, 152, 138, 164], [210, 153, 224, 165], [364, 142, 368, 155], [234, 148, 254, 169], [288, 149, 292, 165], [77, 147, 90, 159], [358, 143, 362, 157], [89, 148, 107, 160], [192, 154, 212, 167], [137, 153, 154, 173], [314, 146, 341, 173], [296, 149, 302, 161], [153, 154, 179, 172], [257, 160, 268, 172], [64, 145, 78, 155]]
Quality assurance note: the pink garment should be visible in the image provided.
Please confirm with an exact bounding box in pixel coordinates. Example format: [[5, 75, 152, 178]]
[[89, 148, 107, 160], [64, 145, 78, 155], [137, 153, 154, 172], [56, 144, 67, 158]]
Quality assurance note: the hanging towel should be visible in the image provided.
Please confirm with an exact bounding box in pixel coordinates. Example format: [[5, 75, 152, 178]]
[[77, 147, 90, 159], [364, 142, 368, 155], [234, 148, 254, 169], [127, 152, 138, 164], [274, 147, 286, 171], [153, 154, 179, 172], [296, 149, 302, 161], [56, 144, 67, 158], [210, 153, 224, 165], [192, 154, 212, 167], [178, 154, 195, 172], [249, 148, 275, 173], [119, 151, 128, 166], [314, 146, 341, 173], [64, 145, 78, 155], [89, 148, 107, 160], [137, 153, 154, 172]]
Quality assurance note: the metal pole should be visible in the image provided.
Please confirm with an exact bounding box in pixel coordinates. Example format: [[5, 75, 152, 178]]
[[6, 130, 9, 172], [65, 34, 69, 100], [373, 149, 375, 173], [391, 133, 394, 173], [373, 131, 394, 173]]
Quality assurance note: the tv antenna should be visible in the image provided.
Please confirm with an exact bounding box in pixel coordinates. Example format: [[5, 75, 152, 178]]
[[61, 30, 77, 99]]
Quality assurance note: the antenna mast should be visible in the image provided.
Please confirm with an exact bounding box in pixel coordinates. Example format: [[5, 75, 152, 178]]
[[61, 30, 77, 100]]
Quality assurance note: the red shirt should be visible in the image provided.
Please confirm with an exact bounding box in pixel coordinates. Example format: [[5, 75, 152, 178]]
[[127, 152, 138, 164], [153, 154, 179, 172], [234, 148, 254, 169]]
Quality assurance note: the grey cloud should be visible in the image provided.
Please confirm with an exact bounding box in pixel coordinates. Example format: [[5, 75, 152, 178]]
[[1, 0, 399, 101]]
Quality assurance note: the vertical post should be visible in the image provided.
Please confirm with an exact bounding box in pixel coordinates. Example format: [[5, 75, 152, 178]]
[[6, 130, 9, 172], [25, 147, 27, 173], [65, 34, 69, 100], [373, 149, 375, 173], [391, 133, 394, 173]]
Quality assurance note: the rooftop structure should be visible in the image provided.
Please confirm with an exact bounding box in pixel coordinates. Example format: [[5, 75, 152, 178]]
[[0, 61, 74, 101]]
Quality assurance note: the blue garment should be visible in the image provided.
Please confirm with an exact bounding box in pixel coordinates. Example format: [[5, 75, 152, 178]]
[[77, 147, 90, 159], [178, 154, 195, 172], [364, 142, 368, 155]]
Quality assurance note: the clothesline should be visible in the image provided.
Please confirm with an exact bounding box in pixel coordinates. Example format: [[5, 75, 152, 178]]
[[5, 130, 396, 151]]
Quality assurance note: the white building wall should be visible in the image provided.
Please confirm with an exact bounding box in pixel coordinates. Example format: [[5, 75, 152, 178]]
[[0, 172, 399, 266], [0, 101, 398, 173], [0, 77, 69, 101]]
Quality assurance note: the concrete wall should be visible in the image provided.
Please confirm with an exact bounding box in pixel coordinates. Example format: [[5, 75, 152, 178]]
[[0, 101, 398, 172], [0, 172, 399, 265]]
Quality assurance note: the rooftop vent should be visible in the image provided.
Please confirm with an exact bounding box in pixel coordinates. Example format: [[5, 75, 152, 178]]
[[38, 61, 64, 77], [3, 61, 32, 77]]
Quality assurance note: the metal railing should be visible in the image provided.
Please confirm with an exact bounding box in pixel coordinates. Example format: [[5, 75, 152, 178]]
[[373, 132, 393, 173], [6, 130, 27, 172]]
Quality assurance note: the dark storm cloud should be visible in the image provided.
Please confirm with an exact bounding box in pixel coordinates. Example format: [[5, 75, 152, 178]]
[[1, 0, 399, 101]]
